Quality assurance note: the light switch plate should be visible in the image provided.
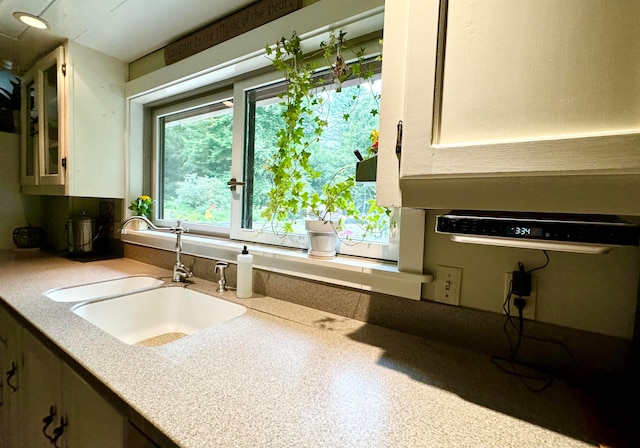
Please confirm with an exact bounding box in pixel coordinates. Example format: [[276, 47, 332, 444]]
[[435, 266, 462, 305]]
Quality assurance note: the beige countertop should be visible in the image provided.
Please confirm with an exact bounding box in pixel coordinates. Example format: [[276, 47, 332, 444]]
[[0, 250, 601, 447]]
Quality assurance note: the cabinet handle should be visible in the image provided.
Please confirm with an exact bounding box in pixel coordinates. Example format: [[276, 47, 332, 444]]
[[51, 415, 68, 447], [42, 405, 56, 440], [0, 379, 4, 406], [395, 120, 403, 160], [6, 361, 18, 392], [42, 406, 67, 447]]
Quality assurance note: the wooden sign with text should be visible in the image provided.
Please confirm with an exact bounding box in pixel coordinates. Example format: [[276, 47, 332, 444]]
[[164, 0, 302, 65]]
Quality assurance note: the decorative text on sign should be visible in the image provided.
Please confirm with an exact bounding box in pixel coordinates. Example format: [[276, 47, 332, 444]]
[[164, 0, 301, 65]]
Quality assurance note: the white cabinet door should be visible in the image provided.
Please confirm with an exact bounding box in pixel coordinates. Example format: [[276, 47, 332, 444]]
[[438, 0, 639, 147], [376, 0, 413, 208], [21, 329, 125, 448], [0, 307, 23, 448], [21, 330, 63, 448], [377, 0, 640, 214], [62, 364, 124, 448], [64, 41, 126, 198], [21, 330, 62, 448]]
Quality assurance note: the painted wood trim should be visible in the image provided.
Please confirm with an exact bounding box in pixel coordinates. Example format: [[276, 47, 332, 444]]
[[414, 132, 640, 178]]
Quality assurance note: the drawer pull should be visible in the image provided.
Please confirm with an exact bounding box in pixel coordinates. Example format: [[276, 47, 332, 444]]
[[51, 416, 68, 447], [42, 405, 56, 440], [42, 406, 67, 447], [6, 362, 18, 392]]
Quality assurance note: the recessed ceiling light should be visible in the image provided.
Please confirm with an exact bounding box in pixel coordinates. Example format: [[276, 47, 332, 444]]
[[13, 12, 50, 30]]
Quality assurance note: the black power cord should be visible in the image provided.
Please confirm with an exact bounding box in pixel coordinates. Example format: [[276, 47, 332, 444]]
[[491, 250, 574, 392]]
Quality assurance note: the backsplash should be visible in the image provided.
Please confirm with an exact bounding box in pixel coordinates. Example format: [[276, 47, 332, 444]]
[[124, 243, 632, 385], [36, 196, 123, 254]]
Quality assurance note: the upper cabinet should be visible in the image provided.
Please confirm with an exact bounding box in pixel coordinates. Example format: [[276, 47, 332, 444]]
[[20, 42, 127, 198], [20, 48, 65, 187], [377, 0, 640, 215]]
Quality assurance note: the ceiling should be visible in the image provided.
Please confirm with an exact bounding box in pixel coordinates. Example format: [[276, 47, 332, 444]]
[[0, 0, 256, 74]]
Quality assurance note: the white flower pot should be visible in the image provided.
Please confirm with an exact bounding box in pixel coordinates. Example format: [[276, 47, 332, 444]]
[[130, 219, 148, 231], [305, 220, 338, 259]]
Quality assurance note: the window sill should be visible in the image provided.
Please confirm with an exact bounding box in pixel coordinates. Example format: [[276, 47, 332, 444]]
[[121, 230, 432, 300]]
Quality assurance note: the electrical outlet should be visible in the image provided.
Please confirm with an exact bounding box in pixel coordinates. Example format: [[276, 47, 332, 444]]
[[504, 272, 537, 320], [435, 266, 462, 305], [99, 200, 115, 232]]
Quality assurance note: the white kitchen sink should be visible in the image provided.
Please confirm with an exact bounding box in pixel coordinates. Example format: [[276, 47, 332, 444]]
[[71, 287, 247, 346], [44, 275, 164, 302]]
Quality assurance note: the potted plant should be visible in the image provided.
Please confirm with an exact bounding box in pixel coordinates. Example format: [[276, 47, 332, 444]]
[[127, 195, 153, 230], [262, 31, 391, 258]]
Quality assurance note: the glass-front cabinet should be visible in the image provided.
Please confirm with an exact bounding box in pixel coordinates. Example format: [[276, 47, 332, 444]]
[[20, 42, 126, 198], [21, 78, 37, 185], [20, 46, 65, 187]]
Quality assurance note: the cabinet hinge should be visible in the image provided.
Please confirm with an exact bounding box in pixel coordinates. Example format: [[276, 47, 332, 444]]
[[61, 63, 67, 76], [62, 157, 67, 169], [395, 120, 403, 160]]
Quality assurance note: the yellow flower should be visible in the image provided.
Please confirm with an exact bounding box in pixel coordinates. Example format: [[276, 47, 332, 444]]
[[129, 195, 153, 219], [368, 129, 379, 155]]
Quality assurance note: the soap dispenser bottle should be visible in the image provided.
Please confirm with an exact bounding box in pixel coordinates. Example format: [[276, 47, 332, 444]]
[[236, 245, 253, 298]]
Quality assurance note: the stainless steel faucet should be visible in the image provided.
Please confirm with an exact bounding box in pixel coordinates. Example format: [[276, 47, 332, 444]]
[[121, 216, 193, 283]]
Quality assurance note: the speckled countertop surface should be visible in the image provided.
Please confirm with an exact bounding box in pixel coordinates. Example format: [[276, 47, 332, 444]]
[[0, 250, 602, 447]]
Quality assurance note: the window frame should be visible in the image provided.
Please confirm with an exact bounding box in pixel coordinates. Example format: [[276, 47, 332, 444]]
[[150, 69, 399, 261], [151, 89, 235, 237]]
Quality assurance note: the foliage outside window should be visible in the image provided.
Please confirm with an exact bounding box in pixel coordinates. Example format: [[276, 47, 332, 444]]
[[156, 100, 233, 233]]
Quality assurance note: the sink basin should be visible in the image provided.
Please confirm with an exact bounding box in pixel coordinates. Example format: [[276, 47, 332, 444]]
[[44, 275, 164, 302], [71, 287, 247, 346]]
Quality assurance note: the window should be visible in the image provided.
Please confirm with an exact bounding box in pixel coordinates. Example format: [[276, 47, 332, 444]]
[[153, 92, 234, 236], [152, 64, 397, 260]]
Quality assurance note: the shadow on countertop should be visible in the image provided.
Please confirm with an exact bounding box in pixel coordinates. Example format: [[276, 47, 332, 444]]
[[341, 320, 639, 448]]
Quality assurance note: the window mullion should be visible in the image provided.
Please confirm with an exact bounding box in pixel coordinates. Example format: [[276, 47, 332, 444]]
[[242, 89, 257, 229]]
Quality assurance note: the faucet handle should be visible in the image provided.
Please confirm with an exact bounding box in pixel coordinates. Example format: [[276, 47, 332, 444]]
[[171, 220, 189, 234], [214, 261, 228, 273]]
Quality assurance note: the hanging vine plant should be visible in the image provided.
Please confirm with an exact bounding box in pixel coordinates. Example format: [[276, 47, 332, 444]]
[[262, 30, 392, 243]]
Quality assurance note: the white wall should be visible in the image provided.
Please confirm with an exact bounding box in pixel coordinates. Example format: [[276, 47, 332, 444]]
[[0, 131, 40, 249], [423, 210, 640, 339]]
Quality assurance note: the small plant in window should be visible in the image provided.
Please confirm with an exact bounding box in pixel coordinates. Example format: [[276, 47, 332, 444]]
[[368, 129, 379, 155], [128, 195, 153, 219], [262, 31, 392, 250]]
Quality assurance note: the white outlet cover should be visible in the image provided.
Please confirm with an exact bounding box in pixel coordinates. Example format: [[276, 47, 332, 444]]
[[435, 265, 462, 306]]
